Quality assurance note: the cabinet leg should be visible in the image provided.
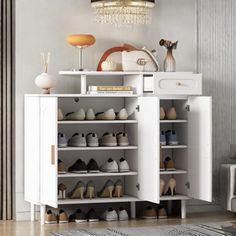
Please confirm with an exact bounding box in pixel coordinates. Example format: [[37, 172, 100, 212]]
[[181, 200, 186, 219], [130, 202, 136, 219], [30, 203, 35, 221], [40, 205, 46, 225]]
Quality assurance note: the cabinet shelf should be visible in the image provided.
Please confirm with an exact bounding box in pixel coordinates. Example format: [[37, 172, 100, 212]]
[[160, 194, 191, 201], [25, 94, 139, 98], [161, 145, 187, 149], [58, 146, 138, 151], [160, 169, 187, 175], [58, 171, 138, 178], [58, 195, 140, 205], [58, 120, 138, 125], [59, 71, 156, 76], [160, 120, 188, 123]]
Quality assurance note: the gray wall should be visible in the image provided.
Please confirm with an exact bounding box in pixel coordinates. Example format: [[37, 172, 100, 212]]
[[15, 0, 197, 220]]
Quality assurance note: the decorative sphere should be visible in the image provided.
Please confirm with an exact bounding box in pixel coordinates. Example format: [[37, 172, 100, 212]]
[[35, 73, 56, 90]]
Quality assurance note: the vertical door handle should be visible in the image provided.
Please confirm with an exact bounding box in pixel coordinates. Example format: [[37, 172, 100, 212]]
[[51, 145, 55, 165]]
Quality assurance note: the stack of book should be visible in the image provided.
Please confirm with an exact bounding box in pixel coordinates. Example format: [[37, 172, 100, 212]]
[[87, 86, 134, 95]]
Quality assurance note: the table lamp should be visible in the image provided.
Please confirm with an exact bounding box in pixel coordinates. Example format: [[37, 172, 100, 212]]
[[67, 34, 96, 71]]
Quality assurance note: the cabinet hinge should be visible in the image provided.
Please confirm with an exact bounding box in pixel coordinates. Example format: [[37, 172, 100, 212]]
[[185, 182, 190, 189], [136, 105, 140, 112], [185, 105, 190, 112], [136, 184, 140, 191]]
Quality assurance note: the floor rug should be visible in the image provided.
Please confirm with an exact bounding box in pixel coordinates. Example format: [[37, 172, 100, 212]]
[[50, 222, 234, 236]]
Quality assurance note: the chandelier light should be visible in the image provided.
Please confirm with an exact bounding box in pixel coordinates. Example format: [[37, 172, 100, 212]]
[[91, 0, 155, 26]]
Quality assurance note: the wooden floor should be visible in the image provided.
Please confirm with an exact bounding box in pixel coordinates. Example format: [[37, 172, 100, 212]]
[[0, 211, 235, 236]]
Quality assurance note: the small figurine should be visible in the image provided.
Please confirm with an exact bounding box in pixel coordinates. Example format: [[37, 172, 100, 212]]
[[159, 39, 178, 72]]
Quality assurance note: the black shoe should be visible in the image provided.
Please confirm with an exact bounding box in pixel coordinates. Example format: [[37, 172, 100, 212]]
[[68, 159, 87, 173], [87, 159, 99, 173], [87, 208, 99, 222], [75, 209, 87, 223]]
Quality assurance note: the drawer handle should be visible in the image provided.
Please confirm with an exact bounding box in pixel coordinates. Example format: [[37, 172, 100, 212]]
[[51, 145, 55, 165], [176, 82, 182, 86]]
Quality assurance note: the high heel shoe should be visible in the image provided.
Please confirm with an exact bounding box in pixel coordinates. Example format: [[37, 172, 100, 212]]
[[160, 179, 165, 197], [160, 107, 165, 120], [68, 181, 85, 199], [84, 181, 95, 199], [166, 107, 177, 120], [113, 179, 123, 198], [58, 183, 67, 200], [160, 145, 165, 171], [164, 178, 176, 196], [98, 180, 114, 198]]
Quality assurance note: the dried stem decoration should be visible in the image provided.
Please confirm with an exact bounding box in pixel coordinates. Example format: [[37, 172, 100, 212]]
[[40, 52, 51, 73]]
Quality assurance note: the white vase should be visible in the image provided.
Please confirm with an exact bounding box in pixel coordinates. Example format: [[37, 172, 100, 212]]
[[35, 73, 55, 94]]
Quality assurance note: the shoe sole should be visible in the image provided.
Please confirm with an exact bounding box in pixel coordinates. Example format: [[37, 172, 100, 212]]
[[168, 142, 179, 145], [100, 143, 117, 146], [75, 219, 87, 223], [68, 144, 87, 147], [118, 143, 129, 146], [119, 169, 130, 172], [104, 218, 118, 221], [58, 171, 67, 174], [70, 171, 88, 174], [58, 221, 69, 224], [88, 170, 100, 173], [58, 144, 67, 148], [45, 221, 57, 224], [87, 143, 99, 147], [101, 169, 119, 173], [88, 219, 99, 222]]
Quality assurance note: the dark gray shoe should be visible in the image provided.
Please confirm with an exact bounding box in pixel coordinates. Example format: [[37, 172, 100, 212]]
[[87, 208, 99, 222]]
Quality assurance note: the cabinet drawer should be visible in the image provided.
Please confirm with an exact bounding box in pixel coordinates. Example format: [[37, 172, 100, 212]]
[[155, 73, 202, 95]]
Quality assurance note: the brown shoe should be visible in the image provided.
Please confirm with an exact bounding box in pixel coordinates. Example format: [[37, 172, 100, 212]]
[[58, 183, 67, 200], [45, 210, 57, 224], [164, 157, 176, 170], [142, 206, 157, 219], [58, 159, 66, 174], [158, 206, 168, 219], [58, 209, 68, 223]]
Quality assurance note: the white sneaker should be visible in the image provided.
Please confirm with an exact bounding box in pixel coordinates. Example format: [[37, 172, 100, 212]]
[[86, 108, 95, 120], [118, 207, 129, 221], [66, 109, 85, 120], [119, 158, 130, 172], [100, 158, 118, 173], [116, 108, 128, 120], [86, 133, 99, 147], [96, 109, 116, 120], [68, 133, 87, 147], [101, 208, 118, 221], [116, 132, 129, 146]]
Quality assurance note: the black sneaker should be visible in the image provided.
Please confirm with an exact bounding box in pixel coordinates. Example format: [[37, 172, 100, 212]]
[[87, 208, 99, 222], [75, 209, 87, 223], [87, 159, 99, 173], [68, 159, 87, 173]]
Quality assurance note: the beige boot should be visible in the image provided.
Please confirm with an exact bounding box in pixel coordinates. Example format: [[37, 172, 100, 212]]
[[160, 179, 165, 197], [160, 107, 165, 120], [166, 107, 177, 120], [164, 178, 176, 196]]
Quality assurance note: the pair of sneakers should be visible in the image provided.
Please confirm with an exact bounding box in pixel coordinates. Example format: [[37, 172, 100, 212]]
[[68, 133, 98, 147], [45, 209, 68, 224], [100, 158, 130, 173], [160, 130, 178, 146], [65, 108, 96, 121], [100, 132, 129, 146], [69, 208, 99, 223], [96, 108, 128, 120], [68, 158, 99, 173], [101, 207, 129, 221]]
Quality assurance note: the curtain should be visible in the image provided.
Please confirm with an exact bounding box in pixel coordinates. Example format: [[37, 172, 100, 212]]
[[0, 0, 14, 220]]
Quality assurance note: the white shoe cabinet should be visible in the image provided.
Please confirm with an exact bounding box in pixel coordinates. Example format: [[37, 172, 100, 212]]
[[24, 71, 212, 224]]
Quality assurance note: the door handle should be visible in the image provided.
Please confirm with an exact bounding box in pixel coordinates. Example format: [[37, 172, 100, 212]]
[[51, 145, 55, 165]]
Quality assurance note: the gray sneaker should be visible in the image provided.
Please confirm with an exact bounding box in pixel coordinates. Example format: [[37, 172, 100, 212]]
[[165, 130, 179, 145], [101, 208, 118, 221], [100, 158, 118, 172], [86, 133, 99, 147], [66, 109, 85, 121], [86, 108, 95, 120], [118, 207, 129, 221], [58, 133, 67, 147], [96, 109, 116, 120], [68, 133, 87, 147], [116, 132, 129, 146], [99, 133, 117, 146], [160, 131, 166, 145]]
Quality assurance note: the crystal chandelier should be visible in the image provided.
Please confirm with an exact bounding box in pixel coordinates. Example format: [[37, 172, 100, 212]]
[[91, 0, 155, 26]]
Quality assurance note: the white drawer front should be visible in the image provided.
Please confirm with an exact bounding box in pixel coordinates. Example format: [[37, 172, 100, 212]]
[[156, 74, 202, 95]]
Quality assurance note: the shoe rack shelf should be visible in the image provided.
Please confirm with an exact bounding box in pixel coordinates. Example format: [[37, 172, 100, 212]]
[[58, 120, 138, 124], [58, 171, 138, 178], [161, 145, 188, 149], [58, 195, 140, 205], [160, 170, 187, 175], [25, 72, 212, 224], [58, 146, 138, 151]]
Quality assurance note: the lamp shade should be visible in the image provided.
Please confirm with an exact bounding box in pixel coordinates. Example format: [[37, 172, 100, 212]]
[[67, 34, 96, 47]]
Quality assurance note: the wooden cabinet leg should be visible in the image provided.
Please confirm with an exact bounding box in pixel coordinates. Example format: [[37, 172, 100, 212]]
[[30, 203, 35, 221], [181, 200, 186, 219], [130, 202, 136, 219], [40, 205, 46, 225]]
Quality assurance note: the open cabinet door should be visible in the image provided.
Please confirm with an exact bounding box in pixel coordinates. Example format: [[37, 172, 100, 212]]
[[137, 97, 160, 203], [40, 97, 58, 208], [187, 96, 212, 202]]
